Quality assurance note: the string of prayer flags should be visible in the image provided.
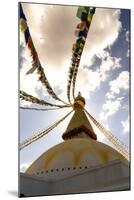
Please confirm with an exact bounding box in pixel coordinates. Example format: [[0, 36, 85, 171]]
[[20, 4, 30, 44], [67, 6, 96, 102], [20, 3, 37, 74], [20, 90, 70, 108], [72, 6, 96, 98], [20, 3, 26, 20], [20, 106, 69, 111], [20, 110, 73, 150], [20, 4, 27, 33]]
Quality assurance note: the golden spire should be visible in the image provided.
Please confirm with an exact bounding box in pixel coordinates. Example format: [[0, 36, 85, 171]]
[[62, 92, 97, 140], [73, 92, 85, 110]]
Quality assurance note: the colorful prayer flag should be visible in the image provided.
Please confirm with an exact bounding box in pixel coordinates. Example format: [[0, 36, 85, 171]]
[[77, 22, 86, 30], [76, 7, 89, 19], [19, 3, 26, 20], [20, 18, 27, 33]]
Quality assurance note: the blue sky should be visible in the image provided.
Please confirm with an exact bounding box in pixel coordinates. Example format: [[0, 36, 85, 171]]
[[20, 4, 130, 171]]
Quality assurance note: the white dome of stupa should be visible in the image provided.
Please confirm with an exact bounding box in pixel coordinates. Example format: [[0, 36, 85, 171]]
[[26, 93, 128, 181], [26, 137, 127, 181]]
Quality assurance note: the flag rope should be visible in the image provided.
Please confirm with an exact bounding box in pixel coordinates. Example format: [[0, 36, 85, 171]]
[[20, 90, 71, 108], [84, 109, 129, 161], [19, 110, 73, 150], [67, 7, 96, 102], [20, 106, 71, 111]]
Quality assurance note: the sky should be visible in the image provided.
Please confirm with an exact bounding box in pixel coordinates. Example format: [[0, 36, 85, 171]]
[[19, 3, 130, 172]]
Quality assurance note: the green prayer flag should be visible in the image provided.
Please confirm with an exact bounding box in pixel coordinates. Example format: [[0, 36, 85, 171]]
[[76, 7, 89, 19]]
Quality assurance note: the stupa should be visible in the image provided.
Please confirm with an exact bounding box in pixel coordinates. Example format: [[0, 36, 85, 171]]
[[20, 93, 130, 197]]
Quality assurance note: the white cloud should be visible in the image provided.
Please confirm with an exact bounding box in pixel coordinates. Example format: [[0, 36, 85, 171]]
[[100, 56, 121, 73], [100, 99, 122, 120], [126, 49, 130, 57], [20, 4, 122, 102], [121, 116, 129, 133], [109, 71, 129, 95], [76, 68, 101, 98], [100, 71, 129, 121], [125, 31, 130, 58], [75, 49, 122, 99], [97, 50, 121, 82], [125, 30, 129, 42], [106, 92, 116, 99]]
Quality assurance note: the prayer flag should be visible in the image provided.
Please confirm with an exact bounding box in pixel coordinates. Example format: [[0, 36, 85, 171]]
[[77, 22, 86, 30], [20, 18, 27, 33], [90, 8, 96, 14], [19, 3, 26, 20], [24, 28, 30, 44], [79, 30, 87, 37], [76, 7, 89, 19]]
